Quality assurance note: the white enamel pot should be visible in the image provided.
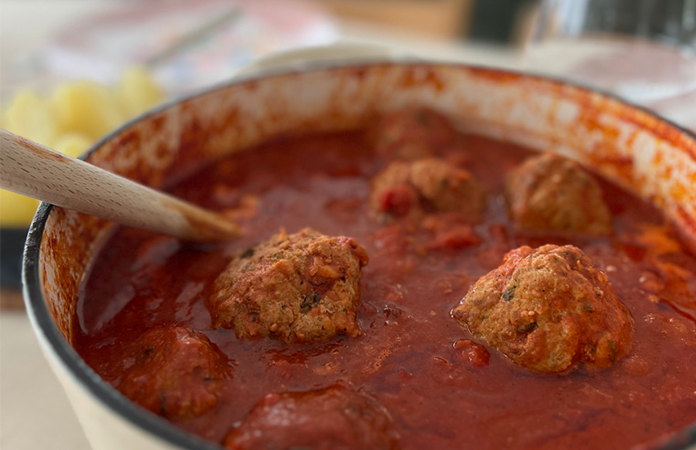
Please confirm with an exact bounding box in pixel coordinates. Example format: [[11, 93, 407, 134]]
[[23, 59, 696, 450]]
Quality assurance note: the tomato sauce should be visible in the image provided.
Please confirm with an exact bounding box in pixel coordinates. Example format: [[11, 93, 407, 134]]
[[75, 129, 696, 449]]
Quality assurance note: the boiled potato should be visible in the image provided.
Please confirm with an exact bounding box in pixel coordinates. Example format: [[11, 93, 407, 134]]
[[53, 132, 92, 158], [50, 81, 127, 142], [3, 89, 58, 146], [0, 68, 166, 227], [118, 67, 166, 118], [0, 191, 40, 228]]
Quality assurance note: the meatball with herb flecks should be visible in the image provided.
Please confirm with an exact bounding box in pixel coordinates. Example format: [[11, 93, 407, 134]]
[[371, 158, 486, 222], [223, 384, 400, 450], [118, 327, 231, 420], [208, 228, 369, 344], [452, 245, 633, 373], [505, 153, 612, 235]]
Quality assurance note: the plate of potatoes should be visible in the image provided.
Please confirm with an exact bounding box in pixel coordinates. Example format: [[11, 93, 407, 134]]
[[0, 67, 166, 290]]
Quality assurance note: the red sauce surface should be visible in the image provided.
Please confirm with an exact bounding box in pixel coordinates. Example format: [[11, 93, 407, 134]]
[[75, 129, 696, 449]]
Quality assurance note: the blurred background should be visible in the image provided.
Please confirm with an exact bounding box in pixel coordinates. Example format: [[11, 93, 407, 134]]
[[1, 0, 695, 448], [3, 0, 695, 103]]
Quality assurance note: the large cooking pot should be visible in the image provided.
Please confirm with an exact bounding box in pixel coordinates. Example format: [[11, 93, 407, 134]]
[[23, 61, 696, 450]]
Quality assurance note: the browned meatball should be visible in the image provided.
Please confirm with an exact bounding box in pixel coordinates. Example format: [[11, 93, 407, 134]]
[[223, 384, 400, 450], [371, 158, 486, 222], [118, 327, 231, 420], [452, 245, 633, 373], [208, 228, 369, 344], [369, 108, 458, 160], [505, 153, 612, 234]]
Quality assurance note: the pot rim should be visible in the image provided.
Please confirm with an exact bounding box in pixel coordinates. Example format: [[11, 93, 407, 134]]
[[22, 59, 696, 450]]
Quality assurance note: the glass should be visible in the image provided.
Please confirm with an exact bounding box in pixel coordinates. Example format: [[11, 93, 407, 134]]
[[525, 0, 696, 105]]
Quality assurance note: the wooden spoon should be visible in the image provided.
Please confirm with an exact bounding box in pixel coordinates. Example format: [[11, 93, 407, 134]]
[[0, 129, 241, 242]]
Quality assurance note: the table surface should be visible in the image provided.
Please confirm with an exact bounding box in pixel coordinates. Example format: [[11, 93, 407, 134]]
[[1, 2, 695, 450]]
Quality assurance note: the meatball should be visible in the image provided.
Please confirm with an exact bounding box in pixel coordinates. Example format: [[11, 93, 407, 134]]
[[118, 327, 231, 420], [371, 158, 486, 222], [223, 384, 399, 450], [452, 245, 633, 373], [370, 108, 458, 160], [505, 153, 612, 234], [208, 228, 369, 344]]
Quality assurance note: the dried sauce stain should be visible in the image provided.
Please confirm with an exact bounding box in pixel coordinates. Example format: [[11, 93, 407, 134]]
[[149, 115, 166, 133], [470, 67, 524, 84], [674, 205, 696, 256], [398, 67, 445, 91], [20, 136, 70, 163]]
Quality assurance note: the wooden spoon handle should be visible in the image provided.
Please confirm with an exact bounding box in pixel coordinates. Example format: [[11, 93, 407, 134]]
[[0, 129, 240, 242]]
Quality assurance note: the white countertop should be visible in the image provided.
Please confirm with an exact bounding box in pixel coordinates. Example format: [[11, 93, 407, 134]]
[[0, 311, 91, 449]]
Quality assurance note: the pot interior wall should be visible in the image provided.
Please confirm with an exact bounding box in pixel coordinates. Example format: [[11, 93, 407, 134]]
[[36, 63, 696, 345]]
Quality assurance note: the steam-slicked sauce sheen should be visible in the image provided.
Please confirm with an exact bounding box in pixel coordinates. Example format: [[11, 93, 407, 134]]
[[76, 127, 696, 449]]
